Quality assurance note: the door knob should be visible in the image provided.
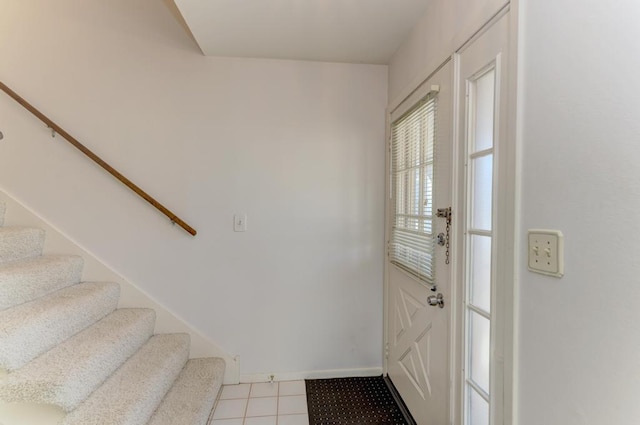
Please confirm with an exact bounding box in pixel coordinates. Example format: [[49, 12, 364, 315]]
[[427, 293, 445, 309]]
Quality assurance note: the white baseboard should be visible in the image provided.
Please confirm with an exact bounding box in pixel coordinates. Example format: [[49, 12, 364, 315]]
[[240, 367, 383, 384]]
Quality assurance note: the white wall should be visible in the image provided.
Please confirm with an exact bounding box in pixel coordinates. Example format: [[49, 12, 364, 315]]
[[0, 0, 388, 377], [517, 1, 640, 424]]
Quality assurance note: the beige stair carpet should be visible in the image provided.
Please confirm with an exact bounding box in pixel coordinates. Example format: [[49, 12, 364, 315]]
[[0, 255, 84, 311], [0, 309, 155, 411], [148, 357, 225, 425], [0, 282, 120, 370], [62, 334, 190, 425], [0, 227, 44, 265], [0, 200, 226, 425]]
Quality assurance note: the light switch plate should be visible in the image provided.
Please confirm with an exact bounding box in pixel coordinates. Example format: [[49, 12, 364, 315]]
[[528, 229, 564, 277], [234, 214, 247, 232]]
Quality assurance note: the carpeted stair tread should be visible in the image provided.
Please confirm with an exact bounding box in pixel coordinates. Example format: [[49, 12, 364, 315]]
[[0, 282, 120, 371], [0, 254, 83, 311], [0, 203, 227, 425], [0, 308, 156, 411], [147, 357, 225, 425], [0, 227, 44, 265], [62, 333, 191, 425]]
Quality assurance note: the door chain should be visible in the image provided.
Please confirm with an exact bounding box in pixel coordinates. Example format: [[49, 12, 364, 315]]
[[436, 207, 452, 265]]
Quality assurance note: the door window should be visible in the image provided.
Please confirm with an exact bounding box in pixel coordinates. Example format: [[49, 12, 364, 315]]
[[390, 94, 437, 286]]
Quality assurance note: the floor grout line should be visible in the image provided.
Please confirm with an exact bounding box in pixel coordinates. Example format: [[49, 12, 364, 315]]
[[276, 393, 280, 425], [277, 381, 281, 425], [241, 385, 251, 425], [213, 382, 308, 425]]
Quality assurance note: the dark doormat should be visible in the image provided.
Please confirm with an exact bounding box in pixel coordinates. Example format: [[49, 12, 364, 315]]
[[305, 376, 411, 424]]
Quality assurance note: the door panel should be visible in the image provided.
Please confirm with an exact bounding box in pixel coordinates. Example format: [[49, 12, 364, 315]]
[[388, 267, 447, 418], [386, 62, 453, 425]]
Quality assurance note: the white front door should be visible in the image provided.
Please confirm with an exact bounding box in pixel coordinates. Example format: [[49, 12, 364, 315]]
[[385, 62, 453, 425]]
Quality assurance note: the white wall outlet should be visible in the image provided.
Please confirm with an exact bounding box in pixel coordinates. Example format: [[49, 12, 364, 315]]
[[528, 229, 564, 277], [234, 213, 247, 232]]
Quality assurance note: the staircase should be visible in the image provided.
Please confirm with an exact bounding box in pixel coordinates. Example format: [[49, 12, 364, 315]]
[[0, 202, 225, 425]]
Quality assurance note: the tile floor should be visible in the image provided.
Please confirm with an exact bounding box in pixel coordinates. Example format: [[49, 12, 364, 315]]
[[212, 381, 308, 425]]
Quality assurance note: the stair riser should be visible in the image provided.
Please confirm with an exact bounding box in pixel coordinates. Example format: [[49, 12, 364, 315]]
[[0, 283, 121, 371], [0, 228, 45, 266], [0, 256, 84, 311]]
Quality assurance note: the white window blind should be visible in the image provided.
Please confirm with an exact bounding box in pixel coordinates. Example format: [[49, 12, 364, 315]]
[[390, 94, 437, 286]]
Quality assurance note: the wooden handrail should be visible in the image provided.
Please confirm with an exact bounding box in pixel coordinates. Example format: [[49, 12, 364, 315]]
[[0, 81, 197, 236]]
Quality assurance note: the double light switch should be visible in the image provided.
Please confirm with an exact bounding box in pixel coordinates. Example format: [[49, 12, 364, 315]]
[[528, 229, 564, 277]]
